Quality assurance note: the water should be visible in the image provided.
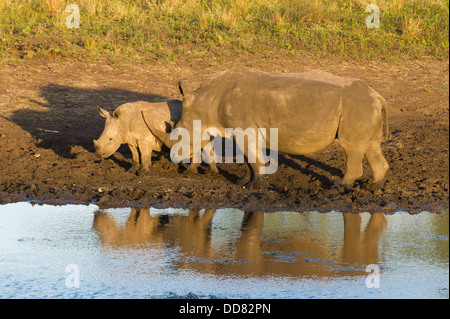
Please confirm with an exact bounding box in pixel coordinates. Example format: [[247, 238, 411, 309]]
[[0, 202, 448, 299]]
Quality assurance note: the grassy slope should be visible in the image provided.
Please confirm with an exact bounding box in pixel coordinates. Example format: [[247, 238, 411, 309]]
[[0, 0, 448, 63]]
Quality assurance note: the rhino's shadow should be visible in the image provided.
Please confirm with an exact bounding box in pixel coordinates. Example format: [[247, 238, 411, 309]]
[[216, 153, 343, 189], [8, 84, 167, 164], [281, 154, 343, 188]]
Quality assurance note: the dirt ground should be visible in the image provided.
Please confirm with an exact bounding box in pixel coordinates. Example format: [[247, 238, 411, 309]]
[[0, 53, 448, 213]]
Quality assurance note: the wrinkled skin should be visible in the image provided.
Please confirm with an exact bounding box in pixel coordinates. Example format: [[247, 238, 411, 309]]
[[93, 100, 182, 175], [147, 68, 390, 190], [141, 100, 220, 176]]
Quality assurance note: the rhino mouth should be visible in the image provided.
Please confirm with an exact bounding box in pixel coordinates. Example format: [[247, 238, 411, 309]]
[[95, 152, 106, 158], [93, 140, 114, 158], [93, 147, 112, 158], [94, 150, 114, 159]]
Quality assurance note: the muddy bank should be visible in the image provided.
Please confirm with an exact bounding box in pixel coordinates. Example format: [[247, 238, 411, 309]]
[[0, 57, 448, 213], [0, 112, 447, 213]]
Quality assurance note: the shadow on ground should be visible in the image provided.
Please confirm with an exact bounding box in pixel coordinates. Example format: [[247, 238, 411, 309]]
[[8, 84, 167, 159]]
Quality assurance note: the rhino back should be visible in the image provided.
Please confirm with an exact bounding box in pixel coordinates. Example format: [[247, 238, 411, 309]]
[[178, 69, 385, 154], [186, 71, 344, 154], [122, 101, 179, 143]]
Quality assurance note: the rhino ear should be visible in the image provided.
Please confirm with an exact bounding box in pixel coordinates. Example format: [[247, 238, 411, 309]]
[[178, 81, 185, 97], [178, 82, 194, 106], [112, 108, 120, 119], [97, 106, 111, 118]]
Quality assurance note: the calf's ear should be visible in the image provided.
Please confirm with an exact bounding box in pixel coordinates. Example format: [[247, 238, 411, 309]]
[[97, 106, 111, 118]]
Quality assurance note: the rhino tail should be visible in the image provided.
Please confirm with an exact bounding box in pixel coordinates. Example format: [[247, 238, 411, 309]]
[[377, 94, 390, 141]]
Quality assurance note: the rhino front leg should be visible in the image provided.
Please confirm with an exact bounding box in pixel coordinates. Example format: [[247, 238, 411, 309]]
[[203, 146, 219, 176], [183, 161, 201, 175], [184, 160, 219, 176], [237, 159, 252, 186], [205, 161, 219, 176], [136, 140, 153, 175], [244, 162, 270, 190], [128, 143, 140, 174], [237, 154, 269, 190]]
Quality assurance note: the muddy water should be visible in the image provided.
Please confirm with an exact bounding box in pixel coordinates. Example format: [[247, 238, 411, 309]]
[[0, 202, 448, 299]]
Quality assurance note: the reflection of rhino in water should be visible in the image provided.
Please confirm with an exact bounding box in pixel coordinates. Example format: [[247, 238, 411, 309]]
[[93, 208, 214, 247], [208, 211, 387, 277], [93, 209, 387, 278]]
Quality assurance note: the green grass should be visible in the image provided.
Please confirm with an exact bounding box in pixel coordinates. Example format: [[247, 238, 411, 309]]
[[0, 0, 448, 63]]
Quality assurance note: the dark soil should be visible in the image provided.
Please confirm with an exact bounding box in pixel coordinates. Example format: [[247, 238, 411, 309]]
[[0, 54, 448, 213]]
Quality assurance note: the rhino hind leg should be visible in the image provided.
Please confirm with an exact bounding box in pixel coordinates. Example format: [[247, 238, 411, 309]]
[[364, 135, 389, 185], [340, 124, 389, 189], [136, 140, 153, 175], [341, 147, 366, 188]]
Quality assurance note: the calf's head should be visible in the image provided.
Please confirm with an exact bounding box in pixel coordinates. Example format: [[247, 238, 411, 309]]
[[93, 107, 124, 158]]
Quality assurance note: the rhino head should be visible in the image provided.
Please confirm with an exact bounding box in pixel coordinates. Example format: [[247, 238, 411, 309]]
[[142, 83, 195, 150], [93, 106, 124, 158]]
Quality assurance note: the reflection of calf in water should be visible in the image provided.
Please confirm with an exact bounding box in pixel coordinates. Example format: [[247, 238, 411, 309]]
[[93, 208, 214, 250], [93, 209, 387, 277]]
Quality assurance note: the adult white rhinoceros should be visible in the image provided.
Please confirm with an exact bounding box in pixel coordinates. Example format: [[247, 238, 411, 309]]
[[143, 68, 390, 190]]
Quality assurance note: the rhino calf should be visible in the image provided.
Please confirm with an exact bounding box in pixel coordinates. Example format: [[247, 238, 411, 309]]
[[93, 100, 182, 175]]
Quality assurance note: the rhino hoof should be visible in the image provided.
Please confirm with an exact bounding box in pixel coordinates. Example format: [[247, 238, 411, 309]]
[[237, 175, 252, 186], [183, 167, 198, 175], [137, 167, 154, 176], [245, 176, 270, 190], [330, 184, 353, 193], [365, 181, 385, 192], [205, 167, 220, 176], [128, 166, 139, 174]]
